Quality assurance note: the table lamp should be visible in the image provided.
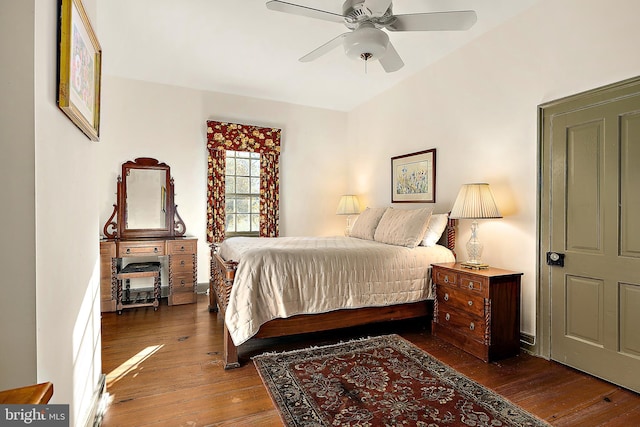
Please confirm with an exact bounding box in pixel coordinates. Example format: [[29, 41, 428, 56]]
[[449, 183, 502, 269], [336, 195, 361, 236]]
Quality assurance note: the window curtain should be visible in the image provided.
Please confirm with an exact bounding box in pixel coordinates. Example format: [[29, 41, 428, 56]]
[[206, 121, 281, 243]]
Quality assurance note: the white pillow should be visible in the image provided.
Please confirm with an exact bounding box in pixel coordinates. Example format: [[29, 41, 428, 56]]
[[373, 207, 433, 248], [349, 207, 388, 240], [421, 213, 449, 247]]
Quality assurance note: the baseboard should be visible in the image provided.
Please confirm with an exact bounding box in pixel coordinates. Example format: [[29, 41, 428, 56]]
[[84, 374, 108, 427]]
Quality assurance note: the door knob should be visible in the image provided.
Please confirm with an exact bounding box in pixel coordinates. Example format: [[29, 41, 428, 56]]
[[546, 252, 565, 267]]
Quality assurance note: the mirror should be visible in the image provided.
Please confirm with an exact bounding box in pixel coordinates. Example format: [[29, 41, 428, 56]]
[[103, 157, 186, 239], [126, 168, 167, 230]]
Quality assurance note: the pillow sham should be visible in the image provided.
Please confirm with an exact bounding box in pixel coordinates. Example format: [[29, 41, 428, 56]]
[[421, 213, 449, 247], [373, 207, 433, 248], [349, 207, 388, 240]]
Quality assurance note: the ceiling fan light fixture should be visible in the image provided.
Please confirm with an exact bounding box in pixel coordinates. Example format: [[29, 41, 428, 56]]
[[343, 25, 389, 61]]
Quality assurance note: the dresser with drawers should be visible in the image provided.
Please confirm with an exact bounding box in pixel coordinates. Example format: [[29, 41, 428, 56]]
[[431, 262, 522, 362], [100, 237, 197, 312], [100, 157, 198, 313]]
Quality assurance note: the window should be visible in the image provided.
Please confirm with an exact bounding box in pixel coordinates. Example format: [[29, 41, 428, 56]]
[[225, 150, 260, 235]]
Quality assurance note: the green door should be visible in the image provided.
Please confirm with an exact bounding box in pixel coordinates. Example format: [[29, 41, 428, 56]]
[[541, 80, 640, 393]]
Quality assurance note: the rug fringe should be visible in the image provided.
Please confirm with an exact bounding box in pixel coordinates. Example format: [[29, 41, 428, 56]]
[[251, 333, 399, 360]]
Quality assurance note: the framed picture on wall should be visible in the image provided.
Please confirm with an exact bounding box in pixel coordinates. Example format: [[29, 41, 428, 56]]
[[391, 149, 436, 203], [57, 0, 102, 141]]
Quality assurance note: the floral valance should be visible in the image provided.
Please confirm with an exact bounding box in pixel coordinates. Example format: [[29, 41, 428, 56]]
[[206, 121, 281, 154]]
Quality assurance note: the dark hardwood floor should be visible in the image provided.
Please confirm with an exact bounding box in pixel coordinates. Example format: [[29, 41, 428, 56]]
[[101, 294, 640, 426]]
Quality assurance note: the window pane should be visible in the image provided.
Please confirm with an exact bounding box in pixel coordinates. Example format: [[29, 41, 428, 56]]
[[237, 151, 251, 158], [250, 177, 260, 194], [226, 198, 236, 213], [251, 214, 260, 231], [251, 196, 260, 213], [236, 158, 250, 176], [236, 177, 250, 193], [225, 214, 235, 232], [236, 197, 250, 213], [236, 214, 250, 231], [251, 159, 260, 176], [226, 157, 235, 175], [225, 177, 235, 193]]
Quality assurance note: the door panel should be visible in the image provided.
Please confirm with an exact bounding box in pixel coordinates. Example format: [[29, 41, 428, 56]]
[[620, 112, 640, 257], [566, 121, 603, 253], [543, 86, 640, 393], [619, 282, 640, 357], [565, 275, 603, 346]]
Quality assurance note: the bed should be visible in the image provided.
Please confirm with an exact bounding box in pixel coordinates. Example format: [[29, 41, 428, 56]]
[[209, 207, 457, 368]]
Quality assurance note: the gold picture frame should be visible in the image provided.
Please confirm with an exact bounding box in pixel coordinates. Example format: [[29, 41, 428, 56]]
[[391, 149, 436, 203], [57, 0, 102, 141]]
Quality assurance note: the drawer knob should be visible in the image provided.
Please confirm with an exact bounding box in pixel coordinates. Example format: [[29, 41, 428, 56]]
[[180, 280, 185, 286], [468, 282, 474, 290], [444, 293, 449, 301], [468, 300, 473, 306], [445, 313, 450, 321], [126, 248, 131, 254], [181, 246, 185, 251], [444, 276, 449, 283], [154, 247, 158, 253], [180, 260, 185, 266], [470, 322, 475, 331]]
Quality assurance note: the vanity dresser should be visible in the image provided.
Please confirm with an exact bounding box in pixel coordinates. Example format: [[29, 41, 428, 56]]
[[100, 158, 197, 313]]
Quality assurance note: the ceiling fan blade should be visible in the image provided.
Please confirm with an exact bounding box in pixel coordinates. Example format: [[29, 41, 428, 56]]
[[386, 10, 477, 32], [363, 0, 392, 17], [266, 1, 344, 24], [379, 41, 404, 73], [299, 33, 348, 62]]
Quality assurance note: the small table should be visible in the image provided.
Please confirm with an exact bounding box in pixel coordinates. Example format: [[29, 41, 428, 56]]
[[116, 262, 161, 314]]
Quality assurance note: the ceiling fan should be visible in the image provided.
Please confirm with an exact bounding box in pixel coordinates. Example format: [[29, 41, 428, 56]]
[[266, 0, 477, 73]]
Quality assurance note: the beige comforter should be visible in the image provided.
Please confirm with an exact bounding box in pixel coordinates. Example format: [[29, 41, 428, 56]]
[[218, 236, 455, 345]]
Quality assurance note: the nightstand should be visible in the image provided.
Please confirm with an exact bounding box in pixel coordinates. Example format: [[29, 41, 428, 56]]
[[431, 263, 522, 362]]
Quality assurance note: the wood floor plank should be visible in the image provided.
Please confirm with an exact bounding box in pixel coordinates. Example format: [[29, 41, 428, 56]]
[[101, 294, 640, 426]]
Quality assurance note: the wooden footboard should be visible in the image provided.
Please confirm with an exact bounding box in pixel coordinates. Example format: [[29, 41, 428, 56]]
[[209, 217, 457, 369]]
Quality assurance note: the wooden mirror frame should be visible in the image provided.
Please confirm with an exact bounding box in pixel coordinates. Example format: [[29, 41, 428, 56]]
[[103, 157, 186, 239]]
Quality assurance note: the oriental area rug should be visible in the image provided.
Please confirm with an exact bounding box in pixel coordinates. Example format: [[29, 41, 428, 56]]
[[253, 334, 550, 427]]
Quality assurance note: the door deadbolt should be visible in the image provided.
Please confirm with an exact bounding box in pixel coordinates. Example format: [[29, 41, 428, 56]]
[[546, 252, 565, 267]]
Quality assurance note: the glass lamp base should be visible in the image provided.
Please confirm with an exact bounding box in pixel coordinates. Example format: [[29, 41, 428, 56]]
[[463, 220, 489, 269]]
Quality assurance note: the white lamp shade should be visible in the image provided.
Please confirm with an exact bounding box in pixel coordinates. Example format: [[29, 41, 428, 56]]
[[336, 195, 361, 215], [450, 183, 502, 219]]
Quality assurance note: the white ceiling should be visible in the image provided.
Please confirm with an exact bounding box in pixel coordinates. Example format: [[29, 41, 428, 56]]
[[97, 0, 539, 111]]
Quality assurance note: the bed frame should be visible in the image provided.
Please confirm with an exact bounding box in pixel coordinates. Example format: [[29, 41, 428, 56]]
[[209, 218, 457, 369]]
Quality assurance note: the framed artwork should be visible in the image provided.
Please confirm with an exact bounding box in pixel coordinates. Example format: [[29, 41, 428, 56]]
[[57, 0, 102, 141], [391, 149, 436, 203]]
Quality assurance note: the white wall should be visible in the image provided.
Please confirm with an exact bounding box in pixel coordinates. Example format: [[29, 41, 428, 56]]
[[347, 0, 640, 337], [0, 0, 103, 424], [35, 0, 104, 423], [0, 0, 37, 390], [97, 77, 349, 282]]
